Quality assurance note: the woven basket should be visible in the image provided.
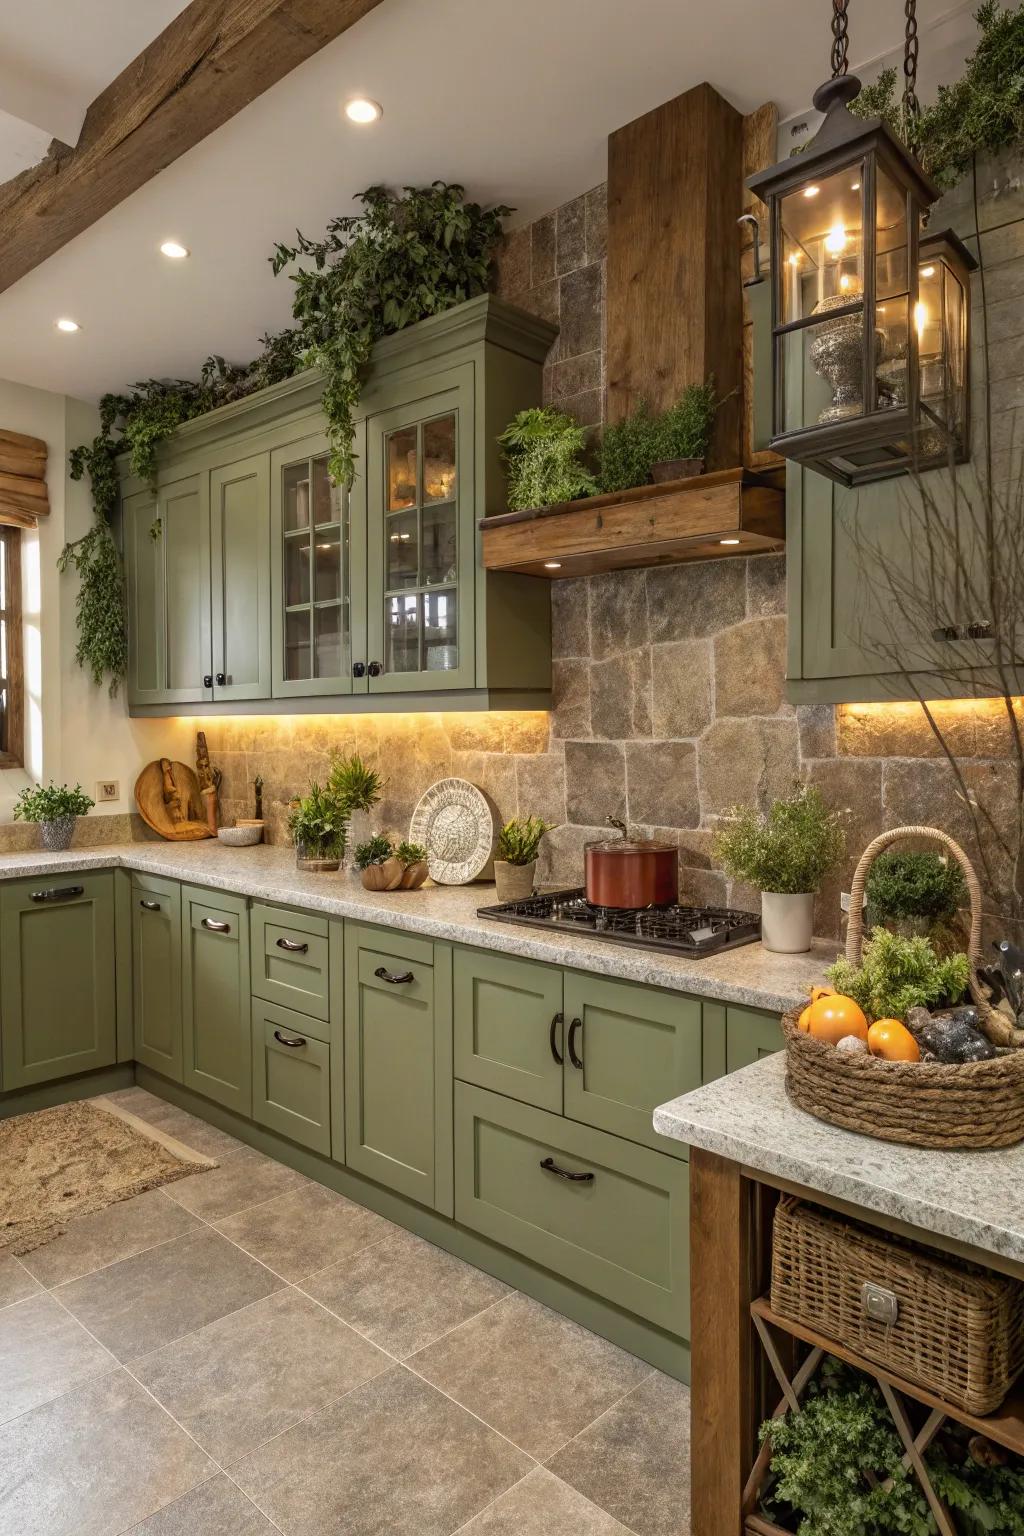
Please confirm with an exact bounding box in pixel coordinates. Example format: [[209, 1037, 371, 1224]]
[[772, 1197, 1024, 1415], [784, 824, 1024, 1149]]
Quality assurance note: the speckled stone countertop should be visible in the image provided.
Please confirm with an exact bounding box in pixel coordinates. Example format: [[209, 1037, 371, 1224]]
[[654, 1054, 1024, 1269], [0, 841, 839, 1012]]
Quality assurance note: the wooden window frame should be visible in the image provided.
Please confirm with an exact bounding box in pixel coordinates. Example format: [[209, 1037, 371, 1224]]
[[0, 526, 24, 768]]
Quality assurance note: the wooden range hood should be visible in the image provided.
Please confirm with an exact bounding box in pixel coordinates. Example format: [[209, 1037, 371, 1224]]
[[483, 84, 784, 577]]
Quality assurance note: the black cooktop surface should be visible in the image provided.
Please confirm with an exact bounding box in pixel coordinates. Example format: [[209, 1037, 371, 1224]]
[[477, 888, 761, 957]]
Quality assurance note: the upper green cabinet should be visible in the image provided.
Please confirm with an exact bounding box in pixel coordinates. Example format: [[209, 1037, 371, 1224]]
[[121, 296, 557, 714]]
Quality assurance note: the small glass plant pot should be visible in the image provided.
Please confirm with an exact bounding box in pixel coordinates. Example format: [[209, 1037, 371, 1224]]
[[494, 859, 537, 902], [295, 840, 341, 874], [39, 816, 77, 853]]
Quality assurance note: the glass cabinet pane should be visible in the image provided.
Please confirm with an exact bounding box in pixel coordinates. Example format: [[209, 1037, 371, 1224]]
[[423, 415, 456, 503], [284, 534, 311, 607], [285, 609, 311, 681], [279, 452, 350, 687], [314, 605, 342, 678], [387, 594, 421, 674], [424, 589, 457, 673], [314, 533, 342, 603], [422, 503, 457, 586], [388, 428, 418, 510], [283, 465, 311, 531], [386, 511, 418, 589], [312, 458, 337, 526]]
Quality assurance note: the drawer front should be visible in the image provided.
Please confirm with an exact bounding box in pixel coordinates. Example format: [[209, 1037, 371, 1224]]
[[252, 1002, 331, 1156], [725, 1006, 783, 1074], [250, 904, 330, 1029], [453, 948, 563, 1112], [455, 1082, 689, 1334], [131, 874, 183, 1081], [562, 973, 700, 1157]]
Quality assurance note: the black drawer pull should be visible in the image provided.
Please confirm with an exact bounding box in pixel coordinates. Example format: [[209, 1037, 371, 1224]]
[[139, 899, 161, 912], [202, 917, 231, 933], [276, 937, 309, 954], [273, 1029, 307, 1048], [549, 1011, 564, 1066], [567, 1017, 584, 1070], [374, 966, 414, 985], [540, 1156, 595, 1184], [30, 885, 84, 903]]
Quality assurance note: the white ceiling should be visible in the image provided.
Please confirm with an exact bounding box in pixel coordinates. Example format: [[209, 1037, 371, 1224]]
[[0, 0, 972, 404]]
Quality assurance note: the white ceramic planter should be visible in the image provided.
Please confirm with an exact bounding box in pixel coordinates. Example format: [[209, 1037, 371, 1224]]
[[761, 891, 815, 954]]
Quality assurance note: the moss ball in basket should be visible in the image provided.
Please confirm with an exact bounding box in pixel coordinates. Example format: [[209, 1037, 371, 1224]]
[[783, 827, 1024, 1151]]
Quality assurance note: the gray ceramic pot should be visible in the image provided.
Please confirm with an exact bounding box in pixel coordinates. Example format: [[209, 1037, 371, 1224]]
[[39, 816, 77, 852]]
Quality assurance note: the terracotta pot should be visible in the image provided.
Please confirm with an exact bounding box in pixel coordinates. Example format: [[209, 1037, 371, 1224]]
[[650, 457, 704, 483], [400, 861, 429, 890], [361, 857, 404, 891], [494, 859, 537, 903], [585, 835, 678, 909]]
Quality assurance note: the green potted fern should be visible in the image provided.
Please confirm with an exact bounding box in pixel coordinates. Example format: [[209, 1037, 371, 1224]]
[[289, 753, 384, 873], [494, 815, 552, 902]]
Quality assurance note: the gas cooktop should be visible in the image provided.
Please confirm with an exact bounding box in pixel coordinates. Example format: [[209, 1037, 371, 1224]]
[[477, 888, 761, 958]]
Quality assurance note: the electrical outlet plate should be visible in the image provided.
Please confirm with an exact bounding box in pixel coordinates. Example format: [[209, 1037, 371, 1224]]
[[96, 780, 119, 803]]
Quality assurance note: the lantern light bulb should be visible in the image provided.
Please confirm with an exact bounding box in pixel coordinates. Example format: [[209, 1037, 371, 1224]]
[[839, 273, 852, 291], [803, 185, 820, 198], [915, 301, 928, 338], [851, 181, 861, 191], [921, 265, 935, 278], [824, 222, 848, 255], [788, 253, 800, 266]]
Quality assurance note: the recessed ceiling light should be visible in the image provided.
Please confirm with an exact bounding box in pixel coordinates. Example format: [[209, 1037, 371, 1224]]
[[543, 561, 562, 570], [344, 98, 382, 124], [719, 537, 741, 545], [55, 317, 80, 333], [803, 185, 820, 198], [160, 240, 190, 259]]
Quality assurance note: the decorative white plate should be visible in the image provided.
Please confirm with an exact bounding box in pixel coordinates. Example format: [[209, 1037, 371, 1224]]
[[409, 778, 498, 885]]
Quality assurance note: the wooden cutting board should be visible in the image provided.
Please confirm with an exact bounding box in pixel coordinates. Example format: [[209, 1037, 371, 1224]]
[[135, 759, 213, 841]]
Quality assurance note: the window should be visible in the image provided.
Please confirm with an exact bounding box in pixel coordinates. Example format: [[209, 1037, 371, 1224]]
[[0, 527, 24, 767]]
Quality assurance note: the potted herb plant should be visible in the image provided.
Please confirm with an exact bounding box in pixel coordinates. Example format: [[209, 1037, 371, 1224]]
[[289, 784, 349, 873], [494, 815, 552, 902], [865, 848, 966, 943], [650, 379, 720, 482], [713, 785, 845, 954], [396, 840, 429, 889], [354, 834, 403, 891], [13, 782, 95, 853], [498, 408, 597, 511]]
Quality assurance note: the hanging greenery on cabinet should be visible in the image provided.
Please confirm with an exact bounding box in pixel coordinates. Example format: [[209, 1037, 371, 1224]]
[[63, 182, 511, 692]]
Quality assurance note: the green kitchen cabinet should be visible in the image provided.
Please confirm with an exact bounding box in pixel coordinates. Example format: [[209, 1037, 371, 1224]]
[[453, 947, 564, 1112], [0, 872, 116, 1090], [252, 999, 332, 1155], [561, 973, 701, 1157], [250, 903, 331, 1029], [124, 472, 212, 707], [343, 922, 453, 1215], [455, 1082, 690, 1334], [181, 884, 252, 1115], [131, 873, 183, 1081], [725, 1005, 784, 1074], [210, 453, 272, 702]]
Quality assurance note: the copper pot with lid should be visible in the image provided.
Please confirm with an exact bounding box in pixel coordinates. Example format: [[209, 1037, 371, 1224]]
[[584, 818, 679, 909]]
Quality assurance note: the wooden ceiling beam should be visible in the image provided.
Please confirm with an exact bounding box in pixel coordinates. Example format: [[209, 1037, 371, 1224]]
[[0, 0, 387, 295]]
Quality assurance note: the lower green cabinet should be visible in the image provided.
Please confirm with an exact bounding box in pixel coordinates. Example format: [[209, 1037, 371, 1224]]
[[343, 923, 453, 1215], [131, 874, 182, 1081], [453, 948, 563, 1112], [181, 885, 252, 1115], [0, 872, 117, 1090], [725, 1006, 784, 1074], [455, 1082, 690, 1334], [250, 904, 330, 1026], [252, 1000, 331, 1155]]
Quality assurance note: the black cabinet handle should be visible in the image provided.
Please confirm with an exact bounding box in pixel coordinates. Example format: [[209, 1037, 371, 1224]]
[[30, 885, 84, 903], [276, 937, 309, 954], [273, 1029, 306, 1048], [549, 1011, 564, 1066], [352, 662, 366, 678], [367, 661, 382, 677], [216, 672, 226, 687], [202, 917, 231, 933], [374, 966, 414, 985], [567, 1017, 584, 1070], [203, 674, 213, 689], [540, 1156, 594, 1184], [139, 898, 161, 912]]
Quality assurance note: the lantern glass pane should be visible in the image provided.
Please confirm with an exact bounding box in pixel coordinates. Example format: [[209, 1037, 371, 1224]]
[[875, 163, 910, 300], [917, 255, 966, 445], [876, 295, 910, 412], [779, 163, 865, 325], [779, 314, 868, 433]]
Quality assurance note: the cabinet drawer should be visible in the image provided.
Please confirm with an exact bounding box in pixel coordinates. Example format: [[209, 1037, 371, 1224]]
[[453, 948, 563, 1112], [250, 904, 330, 1030], [562, 973, 700, 1157], [252, 1002, 331, 1156], [455, 1083, 689, 1334]]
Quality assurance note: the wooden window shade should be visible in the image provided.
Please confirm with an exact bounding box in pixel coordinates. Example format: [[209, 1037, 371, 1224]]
[[0, 428, 49, 529], [0, 527, 24, 767]]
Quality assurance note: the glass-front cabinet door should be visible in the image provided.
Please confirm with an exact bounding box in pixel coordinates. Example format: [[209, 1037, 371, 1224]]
[[364, 369, 475, 693], [270, 435, 356, 697]]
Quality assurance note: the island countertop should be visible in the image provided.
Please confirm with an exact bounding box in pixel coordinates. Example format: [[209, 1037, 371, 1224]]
[[0, 840, 837, 1013], [655, 1052, 1024, 1271]]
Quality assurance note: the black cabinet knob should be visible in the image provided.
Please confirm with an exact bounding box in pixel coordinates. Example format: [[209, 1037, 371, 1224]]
[[367, 661, 382, 677], [352, 662, 366, 678], [216, 672, 226, 687], [203, 674, 213, 689]]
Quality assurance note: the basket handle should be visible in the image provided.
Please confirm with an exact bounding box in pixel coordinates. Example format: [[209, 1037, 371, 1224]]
[[845, 825, 983, 967]]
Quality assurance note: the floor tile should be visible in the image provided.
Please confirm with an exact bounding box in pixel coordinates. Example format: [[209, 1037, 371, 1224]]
[[546, 1372, 692, 1536], [459, 1468, 631, 1534], [18, 1189, 199, 1289], [215, 1182, 395, 1281], [56, 1226, 283, 1361], [0, 1253, 41, 1308], [163, 1145, 307, 1221], [0, 1369, 213, 1536], [302, 1228, 509, 1357], [230, 1365, 531, 1536], [132, 1288, 390, 1463], [126, 1474, 278, 1534], [0, 1292, 115, 1423], [105, 1088, 247, 1160], [409, 1293, 652, 1460]]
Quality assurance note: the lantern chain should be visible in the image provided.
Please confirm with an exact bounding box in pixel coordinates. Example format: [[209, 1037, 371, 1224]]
[[903, 0, 921, 149], [830, 0, 850, 77]]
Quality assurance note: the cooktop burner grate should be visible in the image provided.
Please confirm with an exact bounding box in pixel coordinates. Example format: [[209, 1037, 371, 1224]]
[[477, 888, 761, 956]]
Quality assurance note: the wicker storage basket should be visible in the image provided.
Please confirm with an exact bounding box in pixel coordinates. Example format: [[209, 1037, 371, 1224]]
[[771, 1197, 1024, 1415], [784, 824, 1024, 1149]]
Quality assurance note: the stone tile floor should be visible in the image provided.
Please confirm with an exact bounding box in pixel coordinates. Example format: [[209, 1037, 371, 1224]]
[[0, 1087, 692, 1536]]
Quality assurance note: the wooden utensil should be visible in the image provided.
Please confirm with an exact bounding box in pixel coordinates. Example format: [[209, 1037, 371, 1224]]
[[135, 760, 212, 840]]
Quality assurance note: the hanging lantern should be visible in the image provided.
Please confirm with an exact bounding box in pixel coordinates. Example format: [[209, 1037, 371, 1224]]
[[914, 227, 977, 463], [745, 1, 967, 486]]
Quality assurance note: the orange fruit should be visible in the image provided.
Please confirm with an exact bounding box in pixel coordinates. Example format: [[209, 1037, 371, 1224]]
[[806, 994, 869, 1045], [797, 1004, 813, 1032], [809, 984, 835, 1003], [867, 1018, 921, 1062]]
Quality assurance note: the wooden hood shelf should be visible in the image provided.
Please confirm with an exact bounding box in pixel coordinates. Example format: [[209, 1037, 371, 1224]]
[[480, 467, 784, 578]]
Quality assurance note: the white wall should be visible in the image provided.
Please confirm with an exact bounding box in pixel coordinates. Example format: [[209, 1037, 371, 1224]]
[[0, 376, 192, 820]]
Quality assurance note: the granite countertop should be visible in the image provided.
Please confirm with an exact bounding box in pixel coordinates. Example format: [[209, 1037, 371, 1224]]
[[0, 840, 839, 1012], [654, 1054, 1024, 1269]]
